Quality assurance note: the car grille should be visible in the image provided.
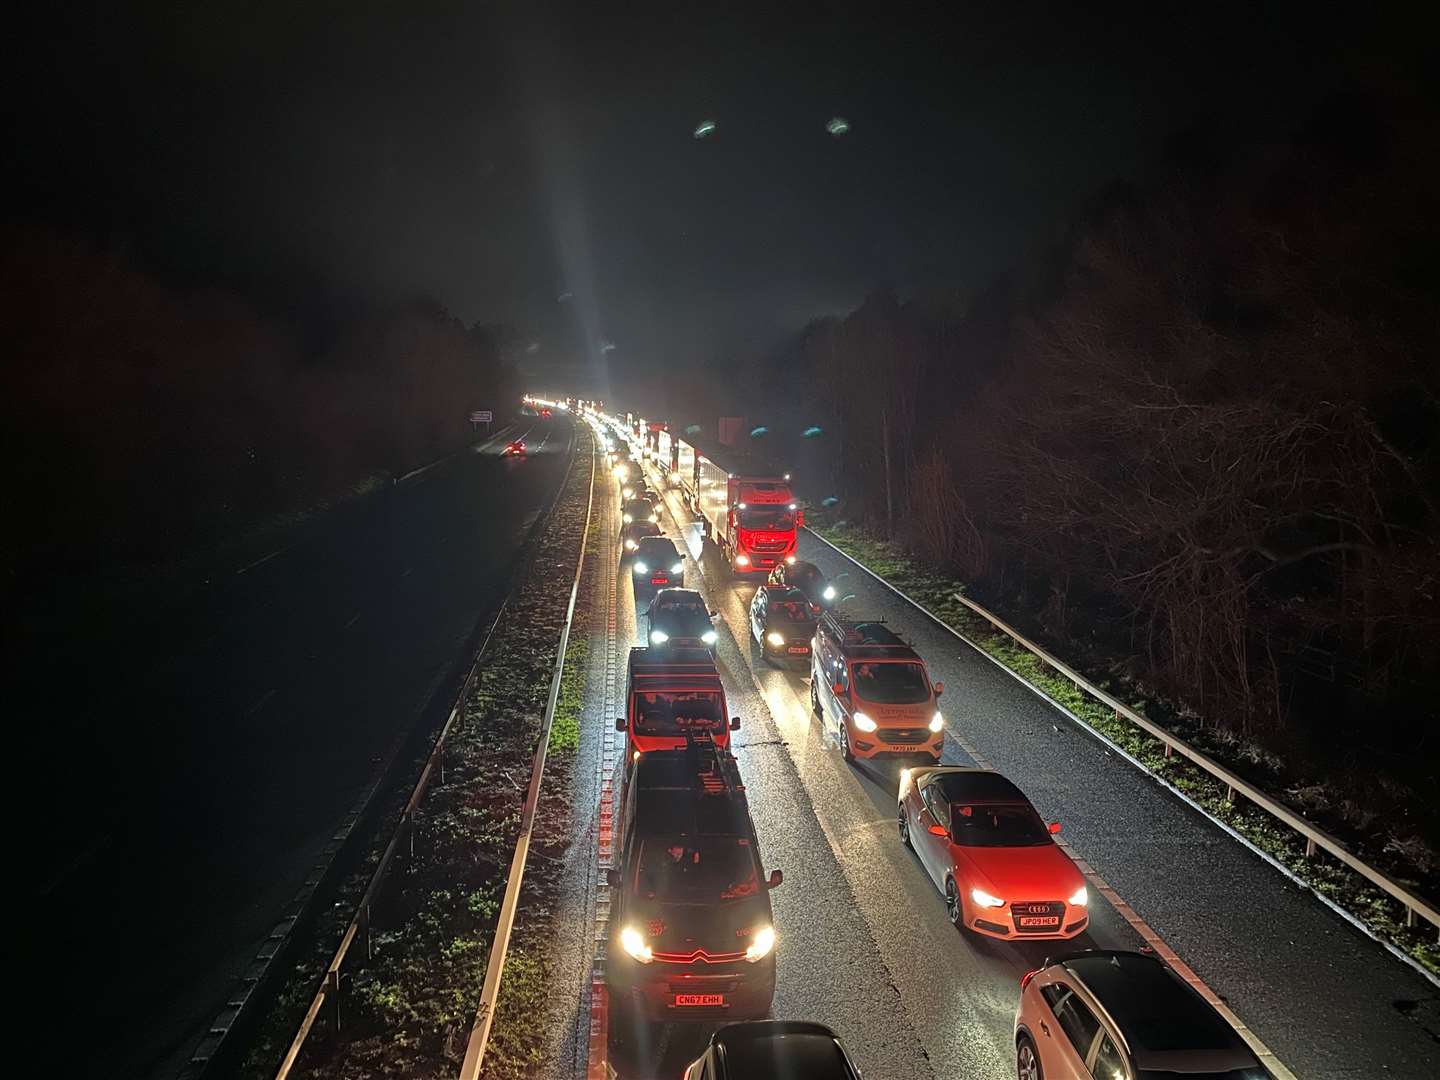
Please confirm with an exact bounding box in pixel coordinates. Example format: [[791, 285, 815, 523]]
[[1011, 901, 1065, 933], [750, 538, 788, 552], [877, 727, 930, 745]]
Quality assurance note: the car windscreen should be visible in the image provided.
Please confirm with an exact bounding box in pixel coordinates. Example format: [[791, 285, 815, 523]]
[[949, 803, 1051, 847], [851, 661, 930, 704], [652, 594, 705, 616], [1137, 1072, 1270, 1080], [635, 539, 679, 562], [738, 506, 794, 530], [634, 690, 724, 736], [768, 598, 812, 622], [635, 835, 759, 903]]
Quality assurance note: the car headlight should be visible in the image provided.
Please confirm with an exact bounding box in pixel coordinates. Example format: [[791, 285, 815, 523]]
[[785, 555, 796, 565], [650, 630, 669, 644], [822, 585, 837, 601], [623, 487, 634, 498], [633, 562, 648, 574], [766, 631, 786, 647], [619, 926, 653, 964], [622, 513, 633, 523], [701, 630, 717, 644], [649, 514, 659, 523], [615, 465, 629, 480], [735, 554, 750, 566], [852, 712, 877, 732], [1069, 886, 1089, 907], [671, 562, 684, 574], [971, 887, 1005, 908], [744, 925, 776, 963], [929, 712, 945, 733], [624, 539, 638, 551]]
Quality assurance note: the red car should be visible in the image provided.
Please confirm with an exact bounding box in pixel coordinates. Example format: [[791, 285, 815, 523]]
[[898, 767, 1088, 940], [503, 440, 526, 456]]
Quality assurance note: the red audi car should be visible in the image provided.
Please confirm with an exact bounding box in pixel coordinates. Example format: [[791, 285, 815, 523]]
[[898, 767, 1088, 940]]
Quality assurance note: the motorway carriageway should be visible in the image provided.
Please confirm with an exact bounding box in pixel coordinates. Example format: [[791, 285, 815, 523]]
[[16, 416, 571, 1080], [573, 443, 1440, 1079]]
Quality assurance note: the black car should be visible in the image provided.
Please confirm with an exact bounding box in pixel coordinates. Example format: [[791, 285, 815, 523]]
[[749, 584, 818, 664], [647, 588, 718, 649], [631, 535, 685, 591], [606, 746, 781, 1045], [621, 498, 659, 533], [621, 520, 662, 557], [767, 559, 837, 614], [621, 475, 654, 503], [682, 1021, 862, 1080]]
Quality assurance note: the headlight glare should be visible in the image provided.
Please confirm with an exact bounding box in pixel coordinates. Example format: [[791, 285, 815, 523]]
[[620, 926, 653, 964], [744, 925, 776, 963], [852, 712, 877, 732], [971, 887, 1005, 908], [701, 630, 717, 644], [623, 513, 633, 523], [822, 585, 837, 600], [1069, 886, 1089, 907], [735, 554, 750, 566], [929, 712, 945, 733], [766, 631, 786, 647], [633, 562, 648, 574], [650, 630, 669, 644], [625, 539, 638, 551], [671, 562, 684, 574]]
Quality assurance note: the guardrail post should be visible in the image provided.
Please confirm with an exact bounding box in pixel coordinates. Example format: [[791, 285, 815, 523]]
[[1304, 837, 1316, 858], [363, 903, 372, 959], [1225, 784, 1236, 804], [330, 968, 342, 1030], [407, 812, 415, 860]]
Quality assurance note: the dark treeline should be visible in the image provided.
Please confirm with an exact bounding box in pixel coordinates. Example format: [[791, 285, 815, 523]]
[[1, 224, 518, 583], [717, 89, 1440, 839]]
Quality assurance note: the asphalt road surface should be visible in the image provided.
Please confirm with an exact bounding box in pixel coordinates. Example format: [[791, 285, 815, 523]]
[[15, 415, 574, 1079], [577, 443, 1440, 1080]]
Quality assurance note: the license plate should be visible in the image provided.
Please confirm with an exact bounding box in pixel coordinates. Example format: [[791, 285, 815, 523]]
[[651, 577, 667, 584], [787, 645, 809, 654], [888, 745, 920, 753], [1018, 916, 1060, 928], [673, 993, 726, 1007]]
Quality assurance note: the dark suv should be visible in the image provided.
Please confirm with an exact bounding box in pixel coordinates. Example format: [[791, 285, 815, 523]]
[[683, 1021, 861, 1079], [767, 558, 836, 614], [606, 746, 782, 1046]]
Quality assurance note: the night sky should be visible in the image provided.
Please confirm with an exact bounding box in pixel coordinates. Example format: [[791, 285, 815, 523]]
[[7, 2, 1412, 387]]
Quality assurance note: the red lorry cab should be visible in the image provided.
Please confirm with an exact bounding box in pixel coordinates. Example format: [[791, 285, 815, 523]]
[[617, 647, 739, 759], [675, 437, 801, 573]]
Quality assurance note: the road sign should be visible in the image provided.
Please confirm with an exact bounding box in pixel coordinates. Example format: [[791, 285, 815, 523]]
[[470, 410, 493, 423]]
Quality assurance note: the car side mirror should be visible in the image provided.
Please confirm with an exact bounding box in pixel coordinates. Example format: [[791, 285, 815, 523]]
[[767, 869, 783, 889], [710, 612, 720, 621], [832, 682, 845, 696], [605, 868, 621, 888], [615, 717, 627, 731], [928, 822, 948, 837], [933, 681, 945, 698], [730, 716, 741, 731], [1048, 821, 1062, 835]]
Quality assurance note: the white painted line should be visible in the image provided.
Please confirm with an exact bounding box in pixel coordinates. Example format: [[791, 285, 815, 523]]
[[246, 688, 278, 716], [344, 613, 361, 629], [236, 547, 285, 575]]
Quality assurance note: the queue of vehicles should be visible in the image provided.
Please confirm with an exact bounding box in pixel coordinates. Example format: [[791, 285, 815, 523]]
[[583, 406, 1272, 1080]]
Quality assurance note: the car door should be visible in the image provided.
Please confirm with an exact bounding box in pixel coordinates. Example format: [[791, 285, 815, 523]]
[[1037, 985, 1103, 1078], [915, 782, 952, 887], [1088, 1030, 1131, 1080]]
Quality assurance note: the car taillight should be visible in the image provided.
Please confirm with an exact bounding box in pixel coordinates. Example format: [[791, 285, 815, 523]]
[[1020, 969, 1040, 990]]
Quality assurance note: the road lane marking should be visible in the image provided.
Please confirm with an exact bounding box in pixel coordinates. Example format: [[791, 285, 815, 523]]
[[235, 547, 285, 575], [344, 612, 361, 629]]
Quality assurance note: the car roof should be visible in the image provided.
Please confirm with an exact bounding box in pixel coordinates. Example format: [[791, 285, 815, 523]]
[[629, 645, 717, 675], [929, 770, 1030, 804], [1060, 952, 1256, 1066], [712, 1021, 859, 1079]]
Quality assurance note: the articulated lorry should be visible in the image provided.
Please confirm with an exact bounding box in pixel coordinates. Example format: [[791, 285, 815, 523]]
[[674, 435, 801, 573]]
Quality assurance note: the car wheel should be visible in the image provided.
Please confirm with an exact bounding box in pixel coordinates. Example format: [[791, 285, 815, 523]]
[[1017, 1034, 1043, 1080], [945, 877, 963, 928], [898, 804, 912, 849], [841, 723, 855, 763], [810, 679, 822, 717]]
